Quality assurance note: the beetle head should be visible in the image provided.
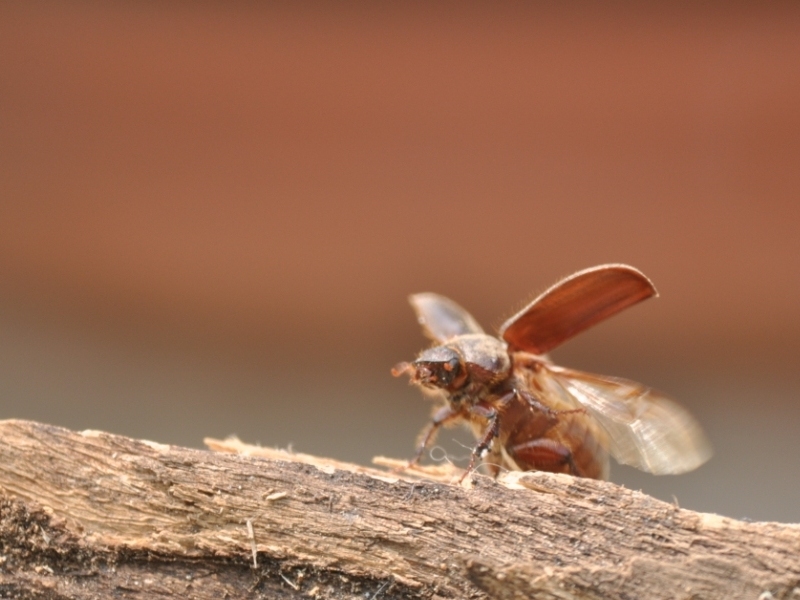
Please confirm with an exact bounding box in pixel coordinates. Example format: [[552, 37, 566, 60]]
[[393, 334, 510, 394]]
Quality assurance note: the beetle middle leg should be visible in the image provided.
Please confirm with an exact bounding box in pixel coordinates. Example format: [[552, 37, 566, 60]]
[[460, 404, 501, 482]]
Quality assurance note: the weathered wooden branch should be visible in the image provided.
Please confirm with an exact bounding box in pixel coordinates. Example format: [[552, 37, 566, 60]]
[[0, 420, 798, 599]]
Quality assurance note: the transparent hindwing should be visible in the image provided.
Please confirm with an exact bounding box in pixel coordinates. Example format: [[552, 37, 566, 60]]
[[532, 363, 711, 475]]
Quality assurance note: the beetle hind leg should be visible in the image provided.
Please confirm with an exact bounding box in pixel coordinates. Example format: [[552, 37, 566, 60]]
[[509, 438, 582, 477]]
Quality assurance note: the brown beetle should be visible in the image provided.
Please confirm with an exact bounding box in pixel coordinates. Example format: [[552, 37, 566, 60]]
[[393, 264, 711, 481]]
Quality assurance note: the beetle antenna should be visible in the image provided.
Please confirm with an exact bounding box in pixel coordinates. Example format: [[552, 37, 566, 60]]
[[391, 362, 413, 378]]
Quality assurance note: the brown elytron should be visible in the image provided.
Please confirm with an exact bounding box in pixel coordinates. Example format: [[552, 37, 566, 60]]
[[393, 264, 711, 480]]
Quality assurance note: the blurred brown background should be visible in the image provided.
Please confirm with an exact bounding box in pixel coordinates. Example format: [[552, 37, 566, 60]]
[[1, 3, 798, 522]]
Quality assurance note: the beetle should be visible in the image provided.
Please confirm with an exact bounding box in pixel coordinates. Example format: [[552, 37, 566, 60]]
[[392, 264, 711, 480]]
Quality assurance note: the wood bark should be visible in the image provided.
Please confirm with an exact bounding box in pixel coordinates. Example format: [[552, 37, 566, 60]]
[[0, 419, 798, 599]]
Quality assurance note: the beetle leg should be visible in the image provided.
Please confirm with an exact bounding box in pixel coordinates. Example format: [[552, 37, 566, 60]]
[[460, 404, 500, 482], [400, 404, 460, 471], [516, 390, 586, 419], [495, 390, 516, 407], [509, 438, 582, 476]]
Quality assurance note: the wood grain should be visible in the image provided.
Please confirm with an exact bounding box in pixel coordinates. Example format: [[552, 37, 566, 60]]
[[0, 419, 797, 599]]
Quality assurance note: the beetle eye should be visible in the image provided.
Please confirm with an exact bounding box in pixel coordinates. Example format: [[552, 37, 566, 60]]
[[444, 356, 460, 374]]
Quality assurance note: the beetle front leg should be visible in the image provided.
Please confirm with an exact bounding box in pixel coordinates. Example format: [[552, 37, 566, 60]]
[[400, 404, 460, 472]]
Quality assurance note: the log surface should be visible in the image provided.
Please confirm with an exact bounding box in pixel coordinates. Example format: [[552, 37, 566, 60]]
[[0, 419, 798, 599]]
